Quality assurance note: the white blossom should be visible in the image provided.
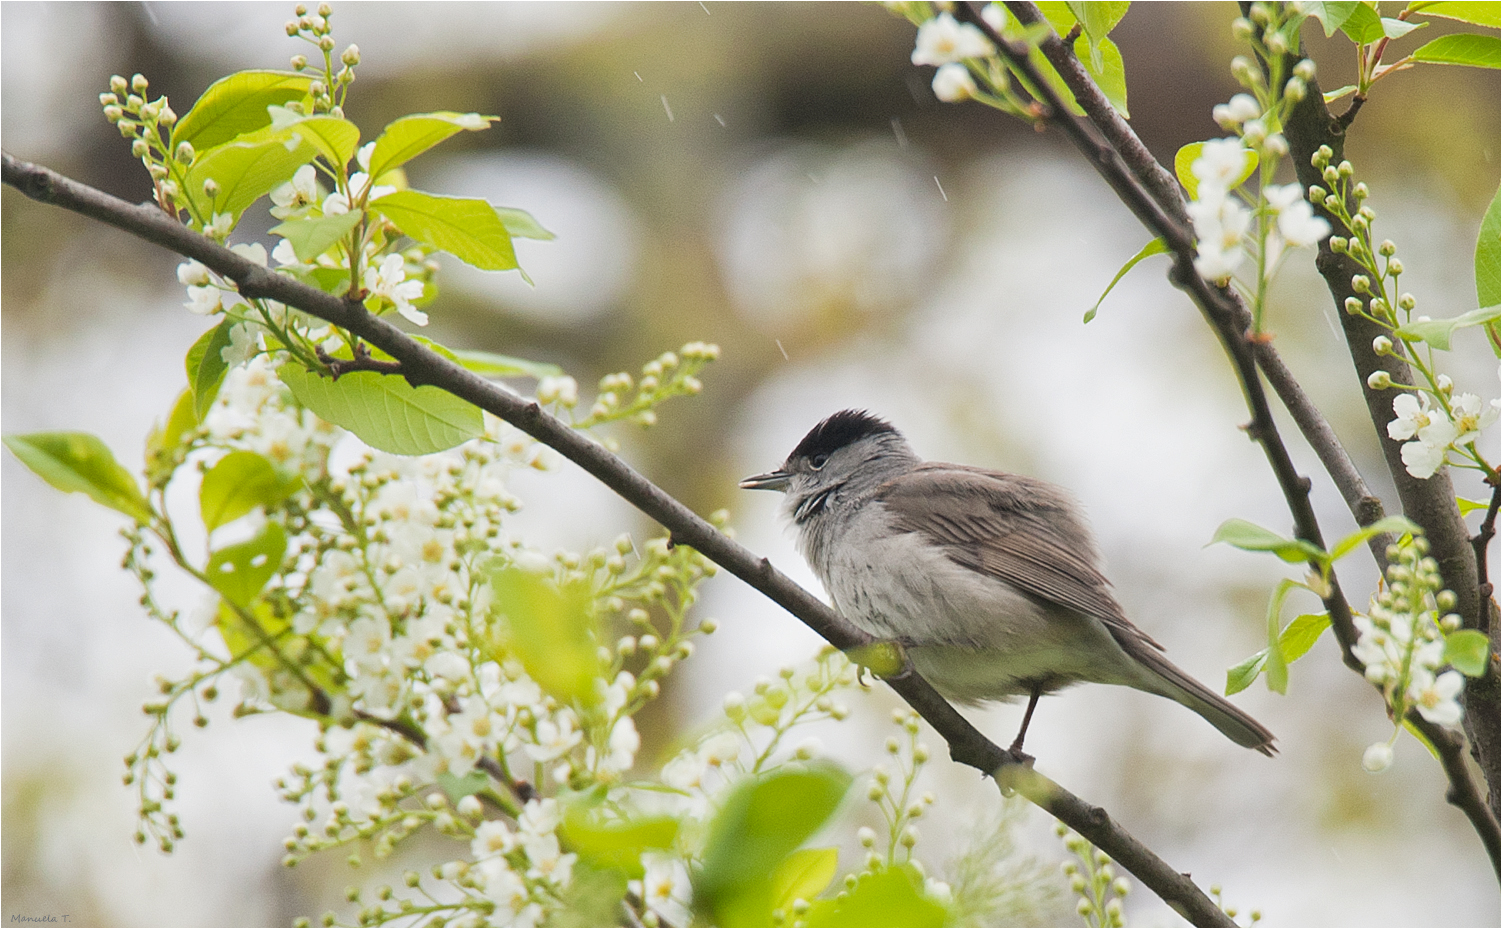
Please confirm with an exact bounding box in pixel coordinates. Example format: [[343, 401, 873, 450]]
[[270, 164, 321, 219], [1411, 669, 1464, 726], [911, 13, 992, 67], [1362, 741, 1394, 772], [636, 853, 692, 927], [1448, 392, 1499, 445], [363, 254, 428, 325], [1265, 182, 1330, 247], [184, 285, 223, 316], [931, 63, 978, 103], [1388, 393, 1456, 479]]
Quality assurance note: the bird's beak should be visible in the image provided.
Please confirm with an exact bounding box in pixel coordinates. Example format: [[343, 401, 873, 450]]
[[738, 468, 791, 492]]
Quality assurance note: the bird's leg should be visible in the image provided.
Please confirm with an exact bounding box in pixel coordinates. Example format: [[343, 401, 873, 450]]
[[1009, 684, 1042, 757]]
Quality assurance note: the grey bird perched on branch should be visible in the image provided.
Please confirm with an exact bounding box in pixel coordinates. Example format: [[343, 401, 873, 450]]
[[740, 409, 1276, 757]]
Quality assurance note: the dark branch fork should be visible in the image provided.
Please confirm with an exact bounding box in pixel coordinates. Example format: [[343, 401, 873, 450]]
[[2, 150, 1241, 926], [960, 0, 1497, 871]]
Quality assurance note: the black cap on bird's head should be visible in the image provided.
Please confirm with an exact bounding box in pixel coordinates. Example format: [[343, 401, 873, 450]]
[[739, 409, 900, 492]]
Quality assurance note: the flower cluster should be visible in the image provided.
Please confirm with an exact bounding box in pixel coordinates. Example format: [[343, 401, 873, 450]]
[[1312, 147, 1501, 481], [1056, 824, 1130, 929], [1189, 5, 1330, 294], [1355, 535, 1467, 772]]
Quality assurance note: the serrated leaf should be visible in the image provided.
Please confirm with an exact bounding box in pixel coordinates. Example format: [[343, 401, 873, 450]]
[[1175, 141, 1257, 200], [366, 112, 496, 183], [279, 364, 483, 455], [185, 135, 317, 222], [1444, 629, 1492, 677], [1086, 237, 1168, 322], [486, 565, 600, 707], [802, 864, 951, 928], [372, 189, 518, 271], [1340, 3, 1387, 43], [1280, 612, 1332, 663], [1477, 187, 1500, 310], [1395, 305, 1500, 350], [1306, 0, 1361, 36], [1411, 33, 1501, 67], [1329, 514, 1423, 560], [560, 806, 680, 879], [186, 321, 235, 421], [271, 210, 364, 262], [1210, 517, 1327, 564], [493, 206, 555, 240], [172, 70, 313, 154], [3, 432, 152, 523], [696, 764, 853, 927], [269, 107, 361, 169], [200, 450, 300, 532], [146, 388, 199, 484], [1226, 649, 1269, 695], [206, 522, 286, 608], [449, 348, 564, 379], [1408, 1, 1502, 28], [1076, 34, 1128, 117], [771, 847, 839, 913]]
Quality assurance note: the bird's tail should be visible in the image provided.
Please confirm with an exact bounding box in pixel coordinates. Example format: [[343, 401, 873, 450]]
[[1133, 647, 1277, 756]]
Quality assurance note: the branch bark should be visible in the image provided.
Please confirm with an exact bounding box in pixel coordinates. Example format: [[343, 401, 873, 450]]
[[1, 150, 1241, 927], [963, 0, 1500, 873]]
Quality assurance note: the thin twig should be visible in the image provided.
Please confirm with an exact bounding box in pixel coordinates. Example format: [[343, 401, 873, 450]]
[[1, 150, 1238, 928]]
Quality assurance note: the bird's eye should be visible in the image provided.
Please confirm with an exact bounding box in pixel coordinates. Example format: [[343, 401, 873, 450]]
[[809, 453, 829, 470]]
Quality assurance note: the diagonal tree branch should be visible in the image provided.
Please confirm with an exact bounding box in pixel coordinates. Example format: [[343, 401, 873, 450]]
[[959, 0, 1500, 872], [1, 150, 1241, 927]]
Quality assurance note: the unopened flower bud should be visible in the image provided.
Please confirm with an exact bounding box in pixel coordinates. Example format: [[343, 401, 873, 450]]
[[285, 18, 300, 35], [308, 81, 325, 98], [131, 73, 149, 93], [1399, 293, 1415, 311], [1323, 165, 1340, 185], [1308, 185, 1326, 203], [1266, 31, 1288, 55], [1352, 274, 1371, 293], [1330, 236, 1348, 253], [1264, 133, 1288, 156], [291, 54, 308, 71], [1344, 296, 1362, 314], [1241, 119, 1267, 147], [1338, 159, 1354, 177], [131, 139, 149, 158], [1294, 59, 1317, 81], [1363, 741, 1394, 773], [175, 141, 195, 163], [318, 2, 332, 16], [1435, 373, 1453, 394], [1284, 76, 1306, 102], [1387, 258, 1403, 275], [203, 178, 220, 198], [341, 44, 361, 66], [1354, 182, 1369, 200], [1231, 55, 1261, 87], [1372, 335, 1392, 355], [318, 35, 335, 51], [1231, 17, 1254, 39], [158, 105, 176, 126], [110, 75, 128, 95], [1367, 370, 1392, 390]]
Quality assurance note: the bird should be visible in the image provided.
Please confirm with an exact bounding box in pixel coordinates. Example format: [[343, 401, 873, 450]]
[[739, 409, 1275, 757]]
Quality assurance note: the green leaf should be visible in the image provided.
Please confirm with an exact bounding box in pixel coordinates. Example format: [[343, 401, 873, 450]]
[[1395, 305, 1500, 350], [1306, 1, 1361, 36], [770, 847, 840, 913], [435, 771, 490, 805], [372, 189, 519, 271], [366, 112, 496, 183], [448, 348, 564, 379], [1457, 496, 1490, 515], [146, 388, 199, 484], [269, 107, 361, 169], [1280, 612, 1332, 663], [1322, 84, 1359, 103], [1226, 649, 1268, 696], [695, 764, 853, 927], [487, 565, 600, 707], [1076, 34, 1129, 117], [1444, 629, 1492, 677], [560, 806, 680, 879], [1032, 1, 1078, 33], [1328, 514, 1423, 561], [1411, 33, 1501, 67], [3, 432, 152, 523], [186, 321, 235, 421], [1477, 186, 1500, 311], [1210, 517, 1327, 564], [172, 70, 313, 154], [1263, 578, 1300, 694], [1174, 141, 1257, 200], [206, 522, 286, 608], [1085, 237, 1168, 322], [278, 364, 483, 455], [1339, 3, 1387, 43], [185, 135, 317, 222], [270, 210, 364, 263], [802, 864, 951, 928], [1408, 1, 1502, 27], [200, 450, 300, 532], [1066, 1, 1130, 69], [1379, 16, 1426, 38], [1401, 715, 1441, 759], [493, 206, 556, 241]]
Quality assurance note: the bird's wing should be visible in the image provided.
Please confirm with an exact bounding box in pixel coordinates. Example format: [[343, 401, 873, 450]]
[[876, 463, 1165, 653]]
